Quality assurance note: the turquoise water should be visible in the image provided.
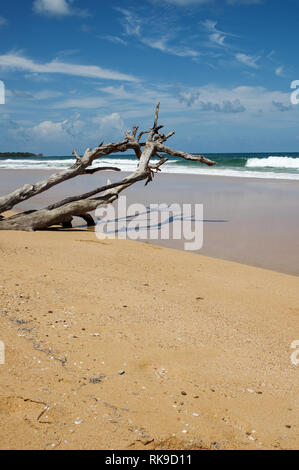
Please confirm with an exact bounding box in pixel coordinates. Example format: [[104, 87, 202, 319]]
[[1, 152, 299, 180]]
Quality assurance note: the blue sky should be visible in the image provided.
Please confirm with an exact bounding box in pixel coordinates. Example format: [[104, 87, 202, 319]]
[[0, 0, 298, 155]]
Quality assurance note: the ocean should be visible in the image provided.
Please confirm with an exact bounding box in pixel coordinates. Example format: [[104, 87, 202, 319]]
[[1, 152, 299, 180]]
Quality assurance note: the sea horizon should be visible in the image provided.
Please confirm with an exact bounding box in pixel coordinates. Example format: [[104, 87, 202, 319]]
[[1, 152, 299, 180]]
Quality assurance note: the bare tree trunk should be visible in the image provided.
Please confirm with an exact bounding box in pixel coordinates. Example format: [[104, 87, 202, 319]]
[[0, 104, 216, 231]]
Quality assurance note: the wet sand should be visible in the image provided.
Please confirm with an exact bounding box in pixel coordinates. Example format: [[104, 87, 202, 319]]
[[1, 170, 299, 275]]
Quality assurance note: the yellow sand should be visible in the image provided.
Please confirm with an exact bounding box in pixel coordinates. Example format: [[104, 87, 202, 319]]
[[0, 228, 298, 450]]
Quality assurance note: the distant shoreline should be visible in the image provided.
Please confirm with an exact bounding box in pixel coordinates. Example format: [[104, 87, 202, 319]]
[[0, 152, 43, 158]]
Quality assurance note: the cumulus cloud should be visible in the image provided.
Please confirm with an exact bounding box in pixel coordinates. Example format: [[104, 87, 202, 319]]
[[92, 112, 125, 132], [272, 101, 293, 112], [31, 120, 69, 138], [31, 113, 83, 140], [179, 91, 200, 107], [0, 53, 137, 82], [177, 85, 248, 112], [33, 0, 88, 17], [0, 16, 7, 25], [91, 112, 125, 141], [199, 99, 246, 113], [175, 84, 291, 117]]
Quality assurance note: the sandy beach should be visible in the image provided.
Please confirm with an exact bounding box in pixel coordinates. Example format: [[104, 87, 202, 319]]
[[0, 216, 299, 449], [1, 0, 299, 452], [0, 170, 299, 450]]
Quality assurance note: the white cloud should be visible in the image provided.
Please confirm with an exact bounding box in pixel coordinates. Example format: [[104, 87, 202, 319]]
[[236, 53, 260, 68], [35, 90, 64, 100], [100, 85, 132, 100], [178, 87, 245, 112], [4, 81, 295, 154], [54, 82, 293, 121], [8, 88, 64, 100], [92, 113, 125, 140], [33, 0, 88, 17], [173, 84, 293, 117], [117, 8, 200, 58], [272, 101, 292, 112], [198, 98, 246, 113], [202, 20, 234, 47], [179, 91, 200, 106], [142, 37, 200, 57], [31, 114, 83, 140], [0, 53, 137, 82], [93, 113, 124, 130], [275, 66, 285, 77], [116, 8, 142, 36], [52, 96, 108, 109], [103, 36, 128, 46], [0, 16, 7, 25], [31, 119, 68, 137]]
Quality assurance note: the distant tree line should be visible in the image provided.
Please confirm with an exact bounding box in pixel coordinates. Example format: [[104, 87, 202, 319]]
[[0, 152, 43, 158]]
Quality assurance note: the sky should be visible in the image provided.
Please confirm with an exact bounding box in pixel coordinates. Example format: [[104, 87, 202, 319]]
[[0, 0, 299, 155]]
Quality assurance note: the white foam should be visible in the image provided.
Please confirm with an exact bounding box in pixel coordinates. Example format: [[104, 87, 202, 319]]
[[1, 157, 299, 180], [161, 166, 299, 180], [246, 156, 299, 169]]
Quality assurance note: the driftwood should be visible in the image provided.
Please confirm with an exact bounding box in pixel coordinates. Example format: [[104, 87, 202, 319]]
[[0, 103, 216, 231]]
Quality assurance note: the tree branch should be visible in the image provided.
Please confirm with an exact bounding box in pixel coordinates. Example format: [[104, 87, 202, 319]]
[[0, 103, 217, 231]]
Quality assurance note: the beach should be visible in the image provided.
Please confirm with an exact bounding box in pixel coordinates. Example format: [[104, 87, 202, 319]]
[[2, 0, 299, 452], [0, 229, 299, 450], [0, 170, 299, 450]]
